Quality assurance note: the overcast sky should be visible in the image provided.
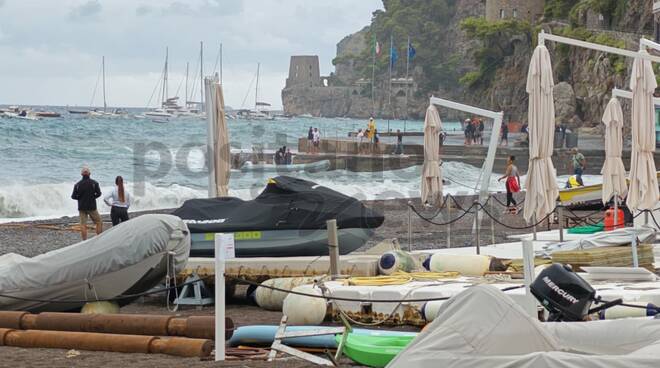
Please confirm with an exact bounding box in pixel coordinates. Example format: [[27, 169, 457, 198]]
[[0, 0, 381, 109]]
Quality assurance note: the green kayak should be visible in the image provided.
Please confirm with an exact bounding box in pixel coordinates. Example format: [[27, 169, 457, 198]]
[[568, 222, 604, 234], [337, 333, 415, 367]]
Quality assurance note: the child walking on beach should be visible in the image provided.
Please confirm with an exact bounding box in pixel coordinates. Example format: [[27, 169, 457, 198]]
[[104, 176, 132, 226], [498, 156, 520, 213]]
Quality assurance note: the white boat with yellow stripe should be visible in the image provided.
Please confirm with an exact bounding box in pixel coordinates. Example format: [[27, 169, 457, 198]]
[[558, 171, 660, 207]]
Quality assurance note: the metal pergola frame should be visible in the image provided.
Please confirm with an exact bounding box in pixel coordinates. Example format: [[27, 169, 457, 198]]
[[429, 96, 504, 201]]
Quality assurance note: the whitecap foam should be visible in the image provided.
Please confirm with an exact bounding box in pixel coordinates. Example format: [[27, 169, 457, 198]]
[[0, 162, 603, 223]]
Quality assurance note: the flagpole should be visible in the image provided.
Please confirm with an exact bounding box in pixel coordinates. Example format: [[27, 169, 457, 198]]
[[371, 35, 376, 117], [388, 34, 393, 133], [404, 35, 410, 134]]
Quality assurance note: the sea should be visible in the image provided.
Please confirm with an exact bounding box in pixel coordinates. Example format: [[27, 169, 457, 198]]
[[0, 107, 598, 223]]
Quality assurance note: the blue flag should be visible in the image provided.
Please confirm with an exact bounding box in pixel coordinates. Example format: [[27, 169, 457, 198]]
[[408, 42, 416, 59], [390, 45, 398, 67]]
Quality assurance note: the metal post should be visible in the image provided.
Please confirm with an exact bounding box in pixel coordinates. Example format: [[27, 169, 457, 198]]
[[474, 200, 480, 255], [407, 201, 413, 251], [327, 219, 340, 280], [645, 210, 649, 226], [532, 213, 537, 241], [558, 205, 564, 242], [446, 196, 451, 248], [522, 240, 537, 318], [490, 195, 495, 246], [613, 193, 618, 230], [631, 234, 639, 268]]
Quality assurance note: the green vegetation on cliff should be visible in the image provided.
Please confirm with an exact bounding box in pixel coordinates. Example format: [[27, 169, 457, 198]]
[[350, 0, 461, 95], [458, 17, 532, 88]]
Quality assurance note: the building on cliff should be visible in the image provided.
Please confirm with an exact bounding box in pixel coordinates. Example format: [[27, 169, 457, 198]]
[[282, 27, 419, 120], [485, 0, 544, 23]]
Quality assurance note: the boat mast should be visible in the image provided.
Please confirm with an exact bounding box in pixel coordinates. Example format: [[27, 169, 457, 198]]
[[255, 62, 260, 111], [102, 56, 107, 112], [162, 47, 169, 107], [185, 62, 189, 109], [200, 41, 204, 112]]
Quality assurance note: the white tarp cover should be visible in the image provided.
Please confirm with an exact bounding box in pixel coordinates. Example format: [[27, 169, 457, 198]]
[[0, 214, 190, 309], [388, 285, 660, 368], [537, 226, 656, 257]]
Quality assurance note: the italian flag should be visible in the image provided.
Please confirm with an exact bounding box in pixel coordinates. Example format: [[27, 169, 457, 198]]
[[373, 37, 381, 56]]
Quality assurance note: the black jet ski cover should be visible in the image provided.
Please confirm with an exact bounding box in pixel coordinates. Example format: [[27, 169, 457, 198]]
[[172, 176, 385, 233]]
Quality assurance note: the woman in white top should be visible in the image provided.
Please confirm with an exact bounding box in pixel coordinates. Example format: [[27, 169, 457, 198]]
[[104, 176, 132, 226]]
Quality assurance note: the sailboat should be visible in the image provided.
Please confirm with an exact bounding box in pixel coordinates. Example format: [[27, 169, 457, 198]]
[[144, 48, 174, 119], [82, 56, 123, 118], [237, 63, 273, 120]]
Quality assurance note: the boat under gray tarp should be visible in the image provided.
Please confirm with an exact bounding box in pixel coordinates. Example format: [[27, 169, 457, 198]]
[[388, 285, 660, 368], [0, 214, 190, 312]]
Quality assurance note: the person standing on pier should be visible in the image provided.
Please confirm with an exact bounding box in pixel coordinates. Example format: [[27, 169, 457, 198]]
[[357, 129, 365, 155], [307, 127, 314, 153], [71, 166, 103, 240], [312, 127, 321, 154], [394, 129, 404, 155], [498, 156, 520, 213], [501, 123, 509, 146]]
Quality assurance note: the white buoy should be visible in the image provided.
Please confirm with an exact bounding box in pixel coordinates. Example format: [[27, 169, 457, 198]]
[[429, 254, 491, 276], [378, 250, 417, 275], [421, 300, 446, 322], [282, 285, 327, 325], [80, 301, 120, 314], [255, 277, 316, 311]]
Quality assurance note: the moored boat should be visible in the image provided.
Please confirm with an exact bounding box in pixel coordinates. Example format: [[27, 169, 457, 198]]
[[0, 214, 190, 312]]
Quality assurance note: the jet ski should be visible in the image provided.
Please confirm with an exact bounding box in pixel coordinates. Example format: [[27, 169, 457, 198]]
[[172, 176, 384, 257]]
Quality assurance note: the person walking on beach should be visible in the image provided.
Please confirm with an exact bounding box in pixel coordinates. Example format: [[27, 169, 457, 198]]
[[71, 166, 102, 240], [498, 156, 520, 213], [367, 117, 376, 142], [477, 119, 485, 145], [104, 176, 131, 226], [307, 127, 314, 153], [571, 147, 586, 180]]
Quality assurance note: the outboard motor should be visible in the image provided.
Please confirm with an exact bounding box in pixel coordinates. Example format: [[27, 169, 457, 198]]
[[530, 263, 597, 321]]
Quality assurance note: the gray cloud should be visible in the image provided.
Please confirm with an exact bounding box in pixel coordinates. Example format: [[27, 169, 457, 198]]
[[69, 0, 102, 19]]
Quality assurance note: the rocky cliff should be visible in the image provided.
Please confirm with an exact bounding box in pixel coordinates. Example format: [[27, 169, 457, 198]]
[[283, 0, 655, 126]]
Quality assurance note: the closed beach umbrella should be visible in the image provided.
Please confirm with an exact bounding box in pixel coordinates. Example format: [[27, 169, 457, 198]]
[[627, 51, 659, 211], [601, 97, 627, 204], [205, 77, 231, 197], [523, 45, 559, 222], [421, 104, 443, 206]]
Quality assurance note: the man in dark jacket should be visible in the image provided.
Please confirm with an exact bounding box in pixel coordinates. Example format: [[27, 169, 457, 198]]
[[71, 166, 103, 240]]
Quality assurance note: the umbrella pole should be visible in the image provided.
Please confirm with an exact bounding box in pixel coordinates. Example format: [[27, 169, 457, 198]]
[[558, 204, 564, 242], [532, 214, 537, 241], [490, 194, 495, 246], [408, 201, 413, 251], [446, 196, 451, 248], [613, 193, 618, 229], [474, 199, 480, 255]]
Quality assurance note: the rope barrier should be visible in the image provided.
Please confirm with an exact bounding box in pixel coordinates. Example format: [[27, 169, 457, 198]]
[[408, 202, 478, 226]]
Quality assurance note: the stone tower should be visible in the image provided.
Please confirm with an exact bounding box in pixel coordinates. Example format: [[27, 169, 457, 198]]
[[485, 0, 545, 23], [286, 56, 321, 88]]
